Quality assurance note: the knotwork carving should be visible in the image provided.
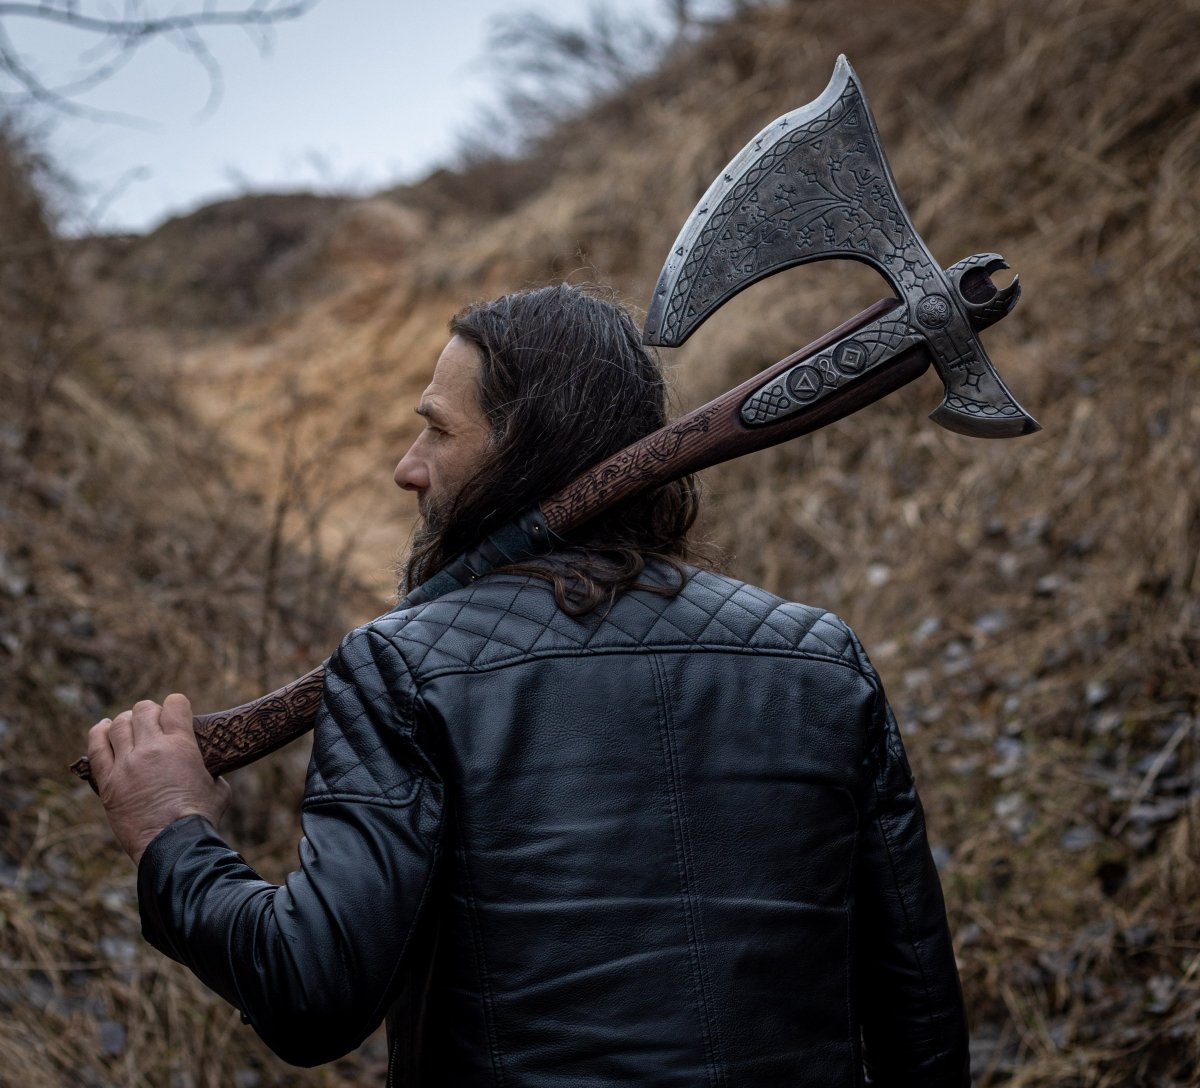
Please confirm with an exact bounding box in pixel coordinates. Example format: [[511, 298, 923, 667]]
[[193, 667, 326, 776], [544, 404, 723, 528]]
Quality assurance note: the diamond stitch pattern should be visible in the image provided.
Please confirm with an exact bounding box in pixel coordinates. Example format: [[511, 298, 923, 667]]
[[374, 568, 854, 681], [305, 567, 866, 807]]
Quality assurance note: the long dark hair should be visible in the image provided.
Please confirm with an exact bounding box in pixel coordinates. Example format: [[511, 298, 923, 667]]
[[401, 284, 701, 614]]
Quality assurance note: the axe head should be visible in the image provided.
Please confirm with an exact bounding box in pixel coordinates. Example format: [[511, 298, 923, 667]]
[[643, 56, 1038, 439]]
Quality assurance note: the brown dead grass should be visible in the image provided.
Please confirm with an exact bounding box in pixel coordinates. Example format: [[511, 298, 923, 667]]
[[2, 0, 1198, 1082], [0, 126, 380, 1084]]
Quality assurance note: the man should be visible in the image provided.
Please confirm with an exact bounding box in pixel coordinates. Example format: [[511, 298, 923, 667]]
[[90, 284, 970, 1085]]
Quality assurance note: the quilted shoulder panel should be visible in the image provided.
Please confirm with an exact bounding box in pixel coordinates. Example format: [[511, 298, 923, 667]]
[[304, 625, 430, 806], [361, 566, 862, 681]]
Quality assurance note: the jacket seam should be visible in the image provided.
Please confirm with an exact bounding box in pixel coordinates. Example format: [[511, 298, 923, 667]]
[[844, 823, 862, 1083], [650, 653, 728, 1088], [397, 643, 869, 685], [302, 792, 422, 810], [872, 778, 949, 1065], [456, 825, 508, 1087], [365, 780, 443, 1050]]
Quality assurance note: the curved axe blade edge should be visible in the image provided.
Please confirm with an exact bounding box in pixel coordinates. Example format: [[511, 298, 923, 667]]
[[643, 55, 1039, 439]]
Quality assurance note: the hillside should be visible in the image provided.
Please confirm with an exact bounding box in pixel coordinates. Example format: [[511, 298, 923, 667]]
[[4, 0, 1200, 1083]]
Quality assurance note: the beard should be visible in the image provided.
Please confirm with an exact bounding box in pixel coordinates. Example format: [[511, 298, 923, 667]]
[[410, 475, 461, 544], [397, 515, 439, 600], [410, 513, 440, 556], [396, 454, 510, 600], [396, 490, 462, 600]]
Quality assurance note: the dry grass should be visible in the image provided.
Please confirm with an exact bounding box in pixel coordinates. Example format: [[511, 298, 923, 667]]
[[2, 0, 1198, 1082], [0, 125, 380, 1084]]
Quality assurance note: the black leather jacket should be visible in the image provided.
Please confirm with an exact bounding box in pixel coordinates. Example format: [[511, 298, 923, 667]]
[[139, 567, 969, 1086]]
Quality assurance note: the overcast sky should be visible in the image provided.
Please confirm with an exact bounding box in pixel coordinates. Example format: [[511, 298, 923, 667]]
[[8, 0, 676, 234]]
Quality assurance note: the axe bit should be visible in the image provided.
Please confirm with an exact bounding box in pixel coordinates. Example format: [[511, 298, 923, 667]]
[[644, 55, 1039, 439], [70, 56, 1038, 789]]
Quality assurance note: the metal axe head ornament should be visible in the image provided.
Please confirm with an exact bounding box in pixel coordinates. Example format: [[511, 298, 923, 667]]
[[643, 55, 1038, 439]]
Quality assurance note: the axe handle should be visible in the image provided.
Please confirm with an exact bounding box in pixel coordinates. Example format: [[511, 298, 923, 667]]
[[70, 296, 926, 789], [542, 297, 923, 532], [68, 665, 328, 788]]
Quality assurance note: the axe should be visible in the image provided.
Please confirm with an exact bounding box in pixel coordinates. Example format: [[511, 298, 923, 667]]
[[71, 56, 1036, 787]]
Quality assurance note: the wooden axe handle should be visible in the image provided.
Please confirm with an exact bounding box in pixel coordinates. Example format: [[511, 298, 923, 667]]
[[542, 298, 921, 531], [68, 666, 328, 787], [71, 297, 927, 787]]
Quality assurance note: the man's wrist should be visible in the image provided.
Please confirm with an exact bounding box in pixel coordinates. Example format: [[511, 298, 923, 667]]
[[134, 812, 216, 870]]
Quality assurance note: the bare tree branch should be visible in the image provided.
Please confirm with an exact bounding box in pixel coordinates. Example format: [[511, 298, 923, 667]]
[[0, 0, 318, 119], [0, 16, 155, 124], [462, 0, 742, 161], [0, 1, 316, 37]]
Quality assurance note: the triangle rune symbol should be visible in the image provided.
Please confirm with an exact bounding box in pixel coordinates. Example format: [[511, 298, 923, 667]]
[[786, 364, 823, 401], [794, 370, 819, 395]]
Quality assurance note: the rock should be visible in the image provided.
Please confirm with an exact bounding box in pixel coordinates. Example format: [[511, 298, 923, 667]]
[[973, 610, 1010, 635], [1035, 574, 1065, 596], [99, 936, 137, 965], [1061, 824, 1101, 851], [866, 563, 890, 587], [989, 737, 1027, 778], [1146, 974, 1176, 1015], [913, 616, 940, 644], [99, 1020, 126, 1057], [993, 791, 1032, 836]]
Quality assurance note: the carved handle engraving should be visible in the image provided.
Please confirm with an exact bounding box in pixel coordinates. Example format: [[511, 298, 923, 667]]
[[191, 666, 326, 776], [543, 298, 903, 532], [71, 666, 327, 787]]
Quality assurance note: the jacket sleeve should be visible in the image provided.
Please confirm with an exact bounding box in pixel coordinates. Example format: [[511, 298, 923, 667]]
[[137, 623, 444, 1067], [851, 642, 971, 1087]]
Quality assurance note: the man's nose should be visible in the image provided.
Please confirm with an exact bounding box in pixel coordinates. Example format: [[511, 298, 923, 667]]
[[393, 447, 428, 492]]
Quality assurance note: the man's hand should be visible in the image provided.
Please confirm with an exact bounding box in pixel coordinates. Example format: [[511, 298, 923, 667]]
[[88, 694, 231, 866]]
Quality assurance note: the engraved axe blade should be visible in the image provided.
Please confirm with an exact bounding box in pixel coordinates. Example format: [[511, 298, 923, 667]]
[[643, 55, 1039, 439]]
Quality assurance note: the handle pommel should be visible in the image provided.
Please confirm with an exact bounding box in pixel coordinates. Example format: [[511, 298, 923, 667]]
[[70, 665, 328, 786]]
